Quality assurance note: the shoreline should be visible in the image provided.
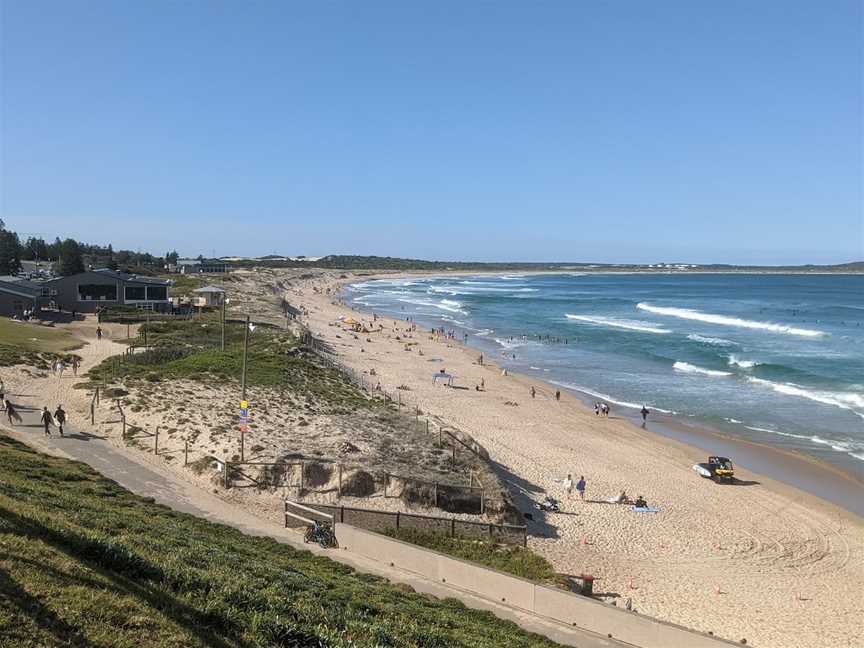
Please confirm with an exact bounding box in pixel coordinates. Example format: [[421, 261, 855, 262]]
[[340, 271, 863, 519]]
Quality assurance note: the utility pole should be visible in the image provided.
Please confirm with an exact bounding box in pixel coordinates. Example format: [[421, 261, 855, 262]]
[[144, 310, 150, 351], [221, 295, 226, 351], [241, 314, 250, 401]]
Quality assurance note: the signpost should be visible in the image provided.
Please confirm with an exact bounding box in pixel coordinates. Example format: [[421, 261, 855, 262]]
[[239, 400, 249, 461]]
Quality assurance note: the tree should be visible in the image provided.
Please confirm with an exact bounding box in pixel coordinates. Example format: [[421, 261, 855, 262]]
[[22, 237, 49, 261], [58, 239, 85, 276], [0, 227, 22, 275], [166, 250, 179, 265]]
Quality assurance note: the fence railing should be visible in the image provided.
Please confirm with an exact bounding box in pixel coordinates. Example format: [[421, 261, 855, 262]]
[[285, 501, 527, 547]]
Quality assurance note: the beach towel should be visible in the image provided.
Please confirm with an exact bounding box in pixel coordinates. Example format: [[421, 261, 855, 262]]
[[631, 506, 661, 513]]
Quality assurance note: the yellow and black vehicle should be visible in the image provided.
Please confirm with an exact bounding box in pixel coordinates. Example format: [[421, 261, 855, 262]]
[[693, 456, 735, 483]]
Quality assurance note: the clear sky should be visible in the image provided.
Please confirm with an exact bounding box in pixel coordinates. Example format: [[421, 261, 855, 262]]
[[1, 1, 861, 264]]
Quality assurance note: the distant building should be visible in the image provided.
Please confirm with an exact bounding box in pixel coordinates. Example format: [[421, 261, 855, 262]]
[[191, 286, 226, 308], [45, 269, 172, 313], [171, 258, 228, 274], [0, 276, 47, 317]]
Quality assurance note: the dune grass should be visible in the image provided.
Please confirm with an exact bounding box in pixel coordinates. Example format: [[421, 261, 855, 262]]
[[0, 435, 560, 647]]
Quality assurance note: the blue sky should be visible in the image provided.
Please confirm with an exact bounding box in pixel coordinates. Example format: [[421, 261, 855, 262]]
[[1, 1, 861, 264]]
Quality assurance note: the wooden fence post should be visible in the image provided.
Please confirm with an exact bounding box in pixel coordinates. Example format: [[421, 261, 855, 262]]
[[396, 511, 400, 530], [450, 518, 455, 538], [480, 491, 485, 515], [284, 501, 288, 528], [95, 385, 100, 405], [337, 464, 342, 496], [154, 426, 159, 455], [384, 473, 388, 498], [184, 439, 189, 466], [426, 419, 429, 435]]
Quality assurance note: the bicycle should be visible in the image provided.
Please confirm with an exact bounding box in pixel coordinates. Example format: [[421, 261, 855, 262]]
[[304, 520, 338, 549]]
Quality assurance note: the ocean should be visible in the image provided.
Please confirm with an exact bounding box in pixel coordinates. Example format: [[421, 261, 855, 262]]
[[345, 273, 864, 478]]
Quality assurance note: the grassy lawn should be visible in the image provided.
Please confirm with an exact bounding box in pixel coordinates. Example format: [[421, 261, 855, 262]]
[[0, 435, 561, 648], [380, 528, 562, 585], [0, 318, 82, 368]]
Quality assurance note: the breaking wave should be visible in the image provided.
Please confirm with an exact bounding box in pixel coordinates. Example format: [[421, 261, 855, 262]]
[[673, 361, 733, 377], [747, 377, 864, 418], [638, 303, 825, 337], [565, 314, 670, 334], [728, 355, 761, 369], [687, 334, 737, 347]]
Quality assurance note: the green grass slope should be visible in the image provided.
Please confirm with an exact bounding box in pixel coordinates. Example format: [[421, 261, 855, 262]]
[[0, 436, 561, 647]]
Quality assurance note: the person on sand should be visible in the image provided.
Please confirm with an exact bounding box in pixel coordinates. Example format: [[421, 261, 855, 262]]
[[56, 359, 66, 378], [5, 400, 20, 425], [71, 357, 80, 376], [576, 476, 586, 501], [601, 403, 610, 417], [611, 490, 631, 505], [530, 386, 536, 398], [96, 326, 103, 341], [555, 390, 561, 401], [634, 495, 648, 509], [641, 405, 650, 424], [562, 473, 574, 498], [40, 407, 54, 436], [54, 405, 66, 437]]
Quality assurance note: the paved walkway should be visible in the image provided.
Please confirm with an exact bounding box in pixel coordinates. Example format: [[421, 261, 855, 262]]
[[2, 403, 622, 648]]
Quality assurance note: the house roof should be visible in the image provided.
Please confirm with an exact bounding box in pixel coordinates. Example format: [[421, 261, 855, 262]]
[[177, 258, 201, 266], [0, 275, 42, 298], [91, 268, 170, 285], [192, 286, 226, 293]]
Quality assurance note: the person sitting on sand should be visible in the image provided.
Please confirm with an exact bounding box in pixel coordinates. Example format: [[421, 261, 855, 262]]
[[610, 490, 631, 505], [634, 495, 648, 508]]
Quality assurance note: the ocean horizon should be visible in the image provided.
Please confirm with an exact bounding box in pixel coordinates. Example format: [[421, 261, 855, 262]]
[[346, 272, 864, 479]]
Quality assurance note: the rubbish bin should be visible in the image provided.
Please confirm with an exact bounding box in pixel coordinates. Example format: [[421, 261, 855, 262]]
[[580, 574, 594, 596]]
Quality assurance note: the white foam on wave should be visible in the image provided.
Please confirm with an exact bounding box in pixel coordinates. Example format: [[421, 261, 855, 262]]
[[728, 355, 760, 369], [396, 296, 468, 316], [673, 361, 732, 377], [550, 380, 675, 414], [638, 303, 825, 337], [747, 377, 864, 418], [475, 328, 494, 337], [565, 314, 671, 334], [687, 334, 737, 347], [494, 337, 526, 350]]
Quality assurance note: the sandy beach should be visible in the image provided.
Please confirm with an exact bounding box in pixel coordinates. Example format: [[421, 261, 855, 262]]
[[3, 268, 862, 648], [292, 269, 864, 648]]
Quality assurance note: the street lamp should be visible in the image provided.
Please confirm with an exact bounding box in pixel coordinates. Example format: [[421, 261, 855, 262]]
[[221, 296, 229, 351], [239, 315, 256, 461]]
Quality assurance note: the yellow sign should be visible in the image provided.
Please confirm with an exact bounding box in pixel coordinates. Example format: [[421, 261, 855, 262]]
[[240, 400, 248, 409]]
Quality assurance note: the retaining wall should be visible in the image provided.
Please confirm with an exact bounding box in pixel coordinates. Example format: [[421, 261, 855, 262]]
[[336, 523, 737, 648]]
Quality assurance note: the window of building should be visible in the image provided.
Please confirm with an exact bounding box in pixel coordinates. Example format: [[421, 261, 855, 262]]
[[146, 285, 168, 301], [124, 285, 146, 301], [78, 284, 117, 301]]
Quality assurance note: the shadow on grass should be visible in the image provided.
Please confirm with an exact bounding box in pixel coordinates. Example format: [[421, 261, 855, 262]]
[[0, 566, 105, 648], [0, 505, 254, 648]]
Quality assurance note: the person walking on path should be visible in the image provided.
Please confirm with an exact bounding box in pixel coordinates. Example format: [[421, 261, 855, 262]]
[[640, 405, 650, 425], [71, 357, 80, 377], [40, 407, 54, 436], [56, 359, 66, 378], [5, 400, 20, 425], [576, 476, 586, 501], [54, 405, 66, 437], [96, 326, 103, 341]]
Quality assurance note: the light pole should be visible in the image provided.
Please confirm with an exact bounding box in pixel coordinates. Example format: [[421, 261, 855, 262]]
[[221, 296, 229, 352], [241, 314, 250, 401], [239, 314, 255, 462]]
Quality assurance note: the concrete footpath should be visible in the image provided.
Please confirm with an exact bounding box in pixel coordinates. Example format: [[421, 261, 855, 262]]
[[2, 404, 624, 648]]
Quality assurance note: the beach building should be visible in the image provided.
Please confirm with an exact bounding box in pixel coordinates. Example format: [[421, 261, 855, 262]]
[[0, 276, 46, 317], [45, 269, 172, 313], [172, 258, 228, 274], [191, 286, 225, 308]]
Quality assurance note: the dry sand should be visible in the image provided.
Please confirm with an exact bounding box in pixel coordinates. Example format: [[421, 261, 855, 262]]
[[3, 271, 863, 648]]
